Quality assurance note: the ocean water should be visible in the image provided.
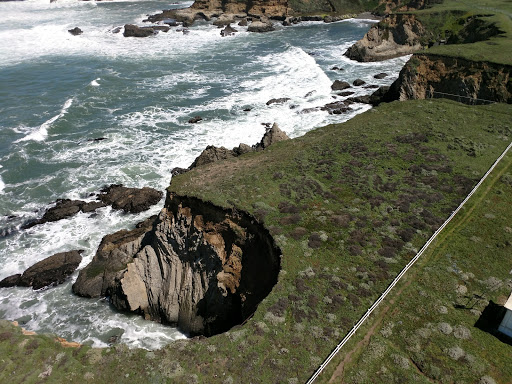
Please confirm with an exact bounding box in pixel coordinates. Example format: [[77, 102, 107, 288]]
[[0, 0, 409, 349]]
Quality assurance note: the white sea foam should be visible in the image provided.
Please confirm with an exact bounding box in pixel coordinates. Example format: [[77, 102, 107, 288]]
[[15, 98, 73, 142], [0, 0, 411, 349]]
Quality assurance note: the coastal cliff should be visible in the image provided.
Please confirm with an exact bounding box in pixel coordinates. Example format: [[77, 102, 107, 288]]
[[387, 54, 512, 103], [344, 13, 425, 62], [73, 193, 281, 337]]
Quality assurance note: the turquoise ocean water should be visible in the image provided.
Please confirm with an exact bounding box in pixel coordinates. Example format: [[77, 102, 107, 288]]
[[0, 0, 408, 348]]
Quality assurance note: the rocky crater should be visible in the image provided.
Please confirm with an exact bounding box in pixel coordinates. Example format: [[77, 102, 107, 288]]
[[73, 194, 281, 337]]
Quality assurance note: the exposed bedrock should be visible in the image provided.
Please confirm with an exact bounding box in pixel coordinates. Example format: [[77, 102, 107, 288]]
[[73, 194, 281, 337], [1, 250, 83, 290], [387, 54, 512, 103], [344, 13, 425, 62]]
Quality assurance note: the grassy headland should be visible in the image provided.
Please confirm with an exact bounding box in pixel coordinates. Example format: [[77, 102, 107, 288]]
[[1, 98, 511, 382], [396, 0, 512, 65], [1, 0, 512, 382]]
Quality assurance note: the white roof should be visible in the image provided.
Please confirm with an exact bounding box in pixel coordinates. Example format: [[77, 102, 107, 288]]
[[505, 292, 512, 311]]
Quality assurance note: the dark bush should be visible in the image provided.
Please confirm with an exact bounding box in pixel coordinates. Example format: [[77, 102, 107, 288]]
[[331, 214, 351, 227], [278, 201, 300, 214], [290, 227, 307, 240], [395, 132, 428, 144], [308, 233, 323, 248], [348, 244, 363, 256], [279, 214, 301, 225], [269, 297, 289, 317], [308, 294, 319, 308], [398, 227, 415, 242], [348, 293, 360, 306], [378, 246, 397, 258], [288, 293, 302, 302], [295, 278, 307, 293]]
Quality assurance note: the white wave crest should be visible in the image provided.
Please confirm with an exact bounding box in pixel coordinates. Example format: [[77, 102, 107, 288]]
[[15, 98, 73, 142]]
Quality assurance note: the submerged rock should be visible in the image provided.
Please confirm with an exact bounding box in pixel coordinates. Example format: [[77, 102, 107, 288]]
[[1, 250, 83, 290], [220, 24, 237, 37], [68, 27, 83, 36], [73, 195, 281, 337], [188, 116, 203, 123]]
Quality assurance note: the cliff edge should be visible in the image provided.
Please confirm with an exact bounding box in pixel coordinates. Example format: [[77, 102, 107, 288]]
[[73, 194, 281, 337]]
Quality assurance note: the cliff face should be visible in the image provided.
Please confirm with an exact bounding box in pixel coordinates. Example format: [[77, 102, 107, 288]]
[[387, 54, 512, 103], [191, 0, 289, 17], [344, 14, 425, 62], [73, 193, 281, 337]]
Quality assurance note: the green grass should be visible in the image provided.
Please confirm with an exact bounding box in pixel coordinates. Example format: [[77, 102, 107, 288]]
[[317, 141, 512, 384], [1, 100, 511, 383], [400, 0, 512, 65]]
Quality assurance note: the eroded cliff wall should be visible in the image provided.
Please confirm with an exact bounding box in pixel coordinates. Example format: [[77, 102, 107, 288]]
[[344, 13, 425, 62], [387, 54, 512, 103], [73, 194, 281, 336]]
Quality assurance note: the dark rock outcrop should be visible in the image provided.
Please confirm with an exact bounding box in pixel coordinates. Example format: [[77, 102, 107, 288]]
[[353, 79, 366, 86], [374, 72, 388, 79], [1, 250, 83, 290], [185, 122, 289, 171], [22, 199, 107, 229], [189, 146, 235, 169], [220, 24, 237, 36], [73, 195, 281, 337], [22, 185, 163, 229], [68, 27, 83, 36], [97, 185, 163, 214], [266, 97, 290, 105], [321, 101, 352, 114], [344, 14, 425, 62], [255, 122, 290, 150], [331, 80, 351, 91], [123, 24, 156, 37], [247, 21, 275, 33], [0, 274, 21, 288]]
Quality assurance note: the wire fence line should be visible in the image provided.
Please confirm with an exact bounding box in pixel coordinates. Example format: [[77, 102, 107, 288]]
[[306, 140, 512, 384], [426, 89, 497, 105]]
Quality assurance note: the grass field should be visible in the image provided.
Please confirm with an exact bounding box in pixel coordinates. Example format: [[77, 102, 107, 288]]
[[401, 0, 512, 65], [318, 139, 512, 384]]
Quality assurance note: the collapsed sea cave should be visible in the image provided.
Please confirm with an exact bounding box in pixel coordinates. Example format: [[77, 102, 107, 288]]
[[73, 192, 282, 337]]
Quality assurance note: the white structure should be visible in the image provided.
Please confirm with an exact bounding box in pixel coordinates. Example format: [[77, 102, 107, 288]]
[[498, 293, 512, 337]]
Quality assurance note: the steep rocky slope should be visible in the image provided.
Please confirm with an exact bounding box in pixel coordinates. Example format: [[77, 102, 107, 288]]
[[73, 194, 281, 337], [344, 13, 425, 61], [387, 54, 512, 103]]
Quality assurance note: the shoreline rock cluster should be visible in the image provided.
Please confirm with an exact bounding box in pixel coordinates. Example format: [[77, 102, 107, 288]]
[[0, 250, 83, 290], [21, 184, 163, 230], [172, 122, 290, 176]]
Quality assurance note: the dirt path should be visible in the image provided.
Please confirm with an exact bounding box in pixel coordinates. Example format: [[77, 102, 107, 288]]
[[328, 280, 411, 383]]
